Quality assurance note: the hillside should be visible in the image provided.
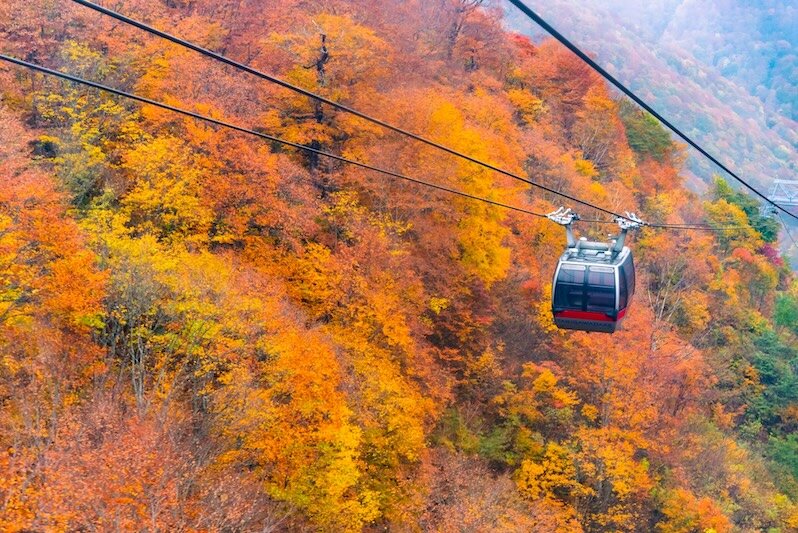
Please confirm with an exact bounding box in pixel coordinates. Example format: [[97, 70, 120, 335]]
[[1, 0, 797, 530], [503, 0, 798, 206]]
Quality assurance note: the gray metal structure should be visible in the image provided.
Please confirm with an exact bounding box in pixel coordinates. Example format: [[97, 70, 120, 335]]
[[547, 209, 642, 333], [770, 180, 798, 207]]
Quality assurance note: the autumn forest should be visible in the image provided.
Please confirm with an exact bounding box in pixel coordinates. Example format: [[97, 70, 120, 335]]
[[1, 0, 797, 531]]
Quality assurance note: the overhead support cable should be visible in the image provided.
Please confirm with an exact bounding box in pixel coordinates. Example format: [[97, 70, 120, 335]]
[[0, 54, 753, 234], [70, 0, 796, 223], [505, 0, 798, 223], [68, 0, 628, 221], [0, 54, 547, 218], [576, 219, 749, 232]]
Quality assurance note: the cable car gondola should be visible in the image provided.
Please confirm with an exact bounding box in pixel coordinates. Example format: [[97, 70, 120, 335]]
[[547, 208, 641, 333]]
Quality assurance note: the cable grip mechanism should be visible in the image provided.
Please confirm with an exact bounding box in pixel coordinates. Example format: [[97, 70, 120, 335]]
[[547, 207, 580, 248], [611, 212, 645, 252], [614, 212, 645, 230], [547, 207, 580, 226]]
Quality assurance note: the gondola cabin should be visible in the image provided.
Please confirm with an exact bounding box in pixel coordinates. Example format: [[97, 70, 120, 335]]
[[551, 238, 635, 333]]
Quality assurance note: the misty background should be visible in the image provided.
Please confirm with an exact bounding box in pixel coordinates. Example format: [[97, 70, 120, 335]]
[[502, 0, 797, 250]]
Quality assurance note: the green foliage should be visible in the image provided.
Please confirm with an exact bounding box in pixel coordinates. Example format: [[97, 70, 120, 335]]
[[745, 331, 798, 431], [704, 198, 764, 252], [769, 435, 798, 481], [774, 293, 798, 334], [618, 98, 674, 162], [2, 2, 798, 530], [713, 177, 780, 243], [434, 408, 482, 455], [35, 41, 141, 207]]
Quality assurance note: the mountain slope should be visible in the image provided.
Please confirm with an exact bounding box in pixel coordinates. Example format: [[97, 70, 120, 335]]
[[503, 0, 798, 199], [0, 0, 796, 530]]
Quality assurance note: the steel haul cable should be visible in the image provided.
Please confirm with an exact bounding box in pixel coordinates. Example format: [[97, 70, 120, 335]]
[[0, 54, 753, 233], [69, 0, 797, 224], [0, 54, 547, 218], [68, 0, 628, 221], [505, 0, 798, 223], [578, 218, 748, 232]]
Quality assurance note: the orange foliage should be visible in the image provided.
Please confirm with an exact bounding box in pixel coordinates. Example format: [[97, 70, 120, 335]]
[[0, 1, 795, 530]]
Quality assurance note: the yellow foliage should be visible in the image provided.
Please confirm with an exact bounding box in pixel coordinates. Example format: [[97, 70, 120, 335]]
[[535, 283, 561, 334], [673, 290, 711, 334], [120, 136, 214, 245], [322, 190, 411, 245], [76, 222, 381, 528], [506, 88, 545, 124], [703, 199, 763, 252], [574, 158, 598, 178], [494, 363, 577, 428], [516, 442, 591, 501], [4, 7, 796, 532], [570, 428, 654, 529], [429, 296, 450, 314], [581, 404, 599, 423], [426, 98, 514, 285]]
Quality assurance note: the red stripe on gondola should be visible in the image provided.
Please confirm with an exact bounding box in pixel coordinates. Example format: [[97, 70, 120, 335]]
[[555, 310, 618, 322]]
